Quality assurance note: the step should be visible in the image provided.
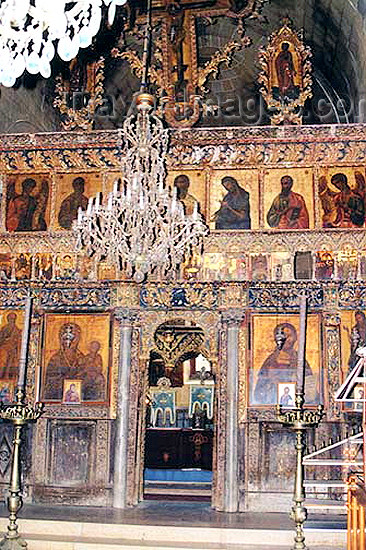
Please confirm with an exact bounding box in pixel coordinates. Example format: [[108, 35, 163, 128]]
[[304, 480, 346, 488], [0, 536, 348, 550], [144, 481, 212, 497], [306, 499, 346, 512], [144, 488, 211, 497], [0, 518, 347, 549]]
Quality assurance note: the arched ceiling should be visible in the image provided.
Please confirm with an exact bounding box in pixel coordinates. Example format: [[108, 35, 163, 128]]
[[0, 0, 365, 132]]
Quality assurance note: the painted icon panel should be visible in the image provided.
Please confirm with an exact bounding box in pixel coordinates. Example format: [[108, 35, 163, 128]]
[[318, 168, 365, 229], [263, 168, 314, 230], [340, 310, 366, 379], [0, 310, 25, 381], [41, 313, 110, 403], [250, 313, 321, 406], [166, 170, 207, 220], [5, 175, 50, 232], [54, 173, 102, 230], [209, 170, 259, 231]]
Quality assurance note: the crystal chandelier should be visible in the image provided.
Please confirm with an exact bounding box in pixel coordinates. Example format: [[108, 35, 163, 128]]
[[72, 0, 208, 283], [73, 92, 208, 282], [0, 0, 126, 87]]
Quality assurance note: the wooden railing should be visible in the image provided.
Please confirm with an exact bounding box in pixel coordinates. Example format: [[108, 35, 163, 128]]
[[348, 474, 366, 550]]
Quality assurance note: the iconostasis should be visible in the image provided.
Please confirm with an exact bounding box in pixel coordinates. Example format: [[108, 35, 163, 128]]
[[1, 164, 366, 283]]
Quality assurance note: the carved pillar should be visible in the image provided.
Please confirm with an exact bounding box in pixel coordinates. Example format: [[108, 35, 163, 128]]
[[311, 252, 317, 281], [113, 308, 139, 508], [10, 255, 16, 281], [357, 251, 362, 281], [221, 309, 245, 512], [323, 312, 342, 421]]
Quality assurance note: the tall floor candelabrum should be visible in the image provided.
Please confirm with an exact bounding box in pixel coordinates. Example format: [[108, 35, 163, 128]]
[[276, 294, 324, 550], [0, 295, 44, 550]]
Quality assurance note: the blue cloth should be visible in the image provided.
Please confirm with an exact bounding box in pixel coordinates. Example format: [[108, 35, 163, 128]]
[[144, 468, 212, 482]]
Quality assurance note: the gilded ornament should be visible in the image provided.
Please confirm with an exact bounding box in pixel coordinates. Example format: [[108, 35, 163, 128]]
[[112, 1, 261, 127], [258, 21, 312, 125], [53, 57, 105, 132]]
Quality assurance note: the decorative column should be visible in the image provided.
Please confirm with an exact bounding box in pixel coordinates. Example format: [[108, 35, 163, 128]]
[[113, 308, 139, 509], [323, 312, 342, 421], [221, 309, 245, 513]]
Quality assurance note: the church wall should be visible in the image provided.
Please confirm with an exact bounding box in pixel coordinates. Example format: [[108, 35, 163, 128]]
[[0, 82, 59, 134], [0, 126, 364, 510]]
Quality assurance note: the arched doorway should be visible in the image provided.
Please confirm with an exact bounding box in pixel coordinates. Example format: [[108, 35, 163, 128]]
[[143, 319, 215, 502]]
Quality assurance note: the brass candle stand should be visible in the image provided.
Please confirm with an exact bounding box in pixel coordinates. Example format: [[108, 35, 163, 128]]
[[0, 387, 44, 550], [276, 393, 324, 550]]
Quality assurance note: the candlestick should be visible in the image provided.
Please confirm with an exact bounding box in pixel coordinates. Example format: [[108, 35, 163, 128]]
[[95, 192, 100, 211], [87, 197, 93, 215], [16, 295, 32, 394], [296, 293, 307, 395]]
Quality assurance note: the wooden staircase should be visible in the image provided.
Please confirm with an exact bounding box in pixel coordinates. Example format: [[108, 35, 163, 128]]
[[303, 429, 363, 513]]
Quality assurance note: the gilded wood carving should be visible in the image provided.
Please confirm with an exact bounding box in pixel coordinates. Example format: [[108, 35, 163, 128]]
[[258, 21, 312, 125], [112, 0, 264, 127]]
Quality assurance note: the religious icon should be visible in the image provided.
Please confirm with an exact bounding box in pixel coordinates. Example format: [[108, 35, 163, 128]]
[[315, 251, 334, 280], [0, 253, 12, 280], [267, 175, 309, 229], [14, 253, 32, 280], [0, 380, 15, 403], [55, 254, 76, 279], [250, 254, 270, 281], [0, 310, 24, 380], [174, 174, 201, 216], [275, 42, 298, 100], [213, 176, 251, 230], [82, 340, 106, 401], [54, 173, 101, 231], [343, 310, 366, 374], [34, 253, 53, 280], [353, 385, 365, 411], [336, 248, 358, 281], [63, 379, 82, 404], [226, 253, 247, 281], [278, 382, 295, 408], [42, 313, 110, 403], [318, 171, 365, 228], [253, 323, 312, 405], [168, 170, 207, 219], [264, 168, 314, 229], [258, 21, 312, 125], [201, 253, 226, 281], [6, 175, 49, 232], [182, 252, 202, 280], [271, 252, 292, 281], [209, 169, 258, 230], [77, 255, 93, 280], [250, 314, 320, 406], [98, 261, 116, 281], [149, 377, 177, 427], [58, 176, 89, 230]]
